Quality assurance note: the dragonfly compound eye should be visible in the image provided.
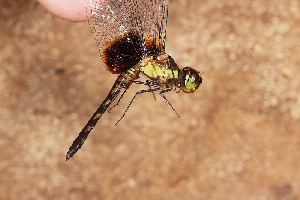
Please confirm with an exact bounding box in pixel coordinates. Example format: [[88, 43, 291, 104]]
[[181, 67, 202, 93]]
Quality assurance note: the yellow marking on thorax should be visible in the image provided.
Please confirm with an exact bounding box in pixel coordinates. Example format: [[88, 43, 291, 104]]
[[140, 59, 178, 83]]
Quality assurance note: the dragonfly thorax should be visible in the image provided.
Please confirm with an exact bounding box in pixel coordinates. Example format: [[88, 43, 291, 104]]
[[139, 53, 180, 88], [139, 53, 202, 93]]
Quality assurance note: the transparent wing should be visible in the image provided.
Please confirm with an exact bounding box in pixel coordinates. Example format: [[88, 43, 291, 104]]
[[85, 0, 168, 56]]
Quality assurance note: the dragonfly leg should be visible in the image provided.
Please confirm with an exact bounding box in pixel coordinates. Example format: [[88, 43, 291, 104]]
[[115, 87, 160, 126], [133, 80, 156, 86], [109, 81, 158, 114], [160, 88, 180, 117], [133, 80, 157, 101]]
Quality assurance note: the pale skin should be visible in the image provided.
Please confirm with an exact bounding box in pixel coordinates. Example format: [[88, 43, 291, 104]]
[[37, 0, 92, 22]]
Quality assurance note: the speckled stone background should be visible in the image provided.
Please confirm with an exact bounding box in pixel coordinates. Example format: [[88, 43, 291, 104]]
[[1, 0, 300, 199]]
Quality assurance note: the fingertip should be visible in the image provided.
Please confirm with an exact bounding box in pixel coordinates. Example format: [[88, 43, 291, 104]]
[[38, 0, 88, 22]]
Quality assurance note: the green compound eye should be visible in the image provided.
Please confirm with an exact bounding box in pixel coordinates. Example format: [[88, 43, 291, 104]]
[[181, 67, 202, 93]]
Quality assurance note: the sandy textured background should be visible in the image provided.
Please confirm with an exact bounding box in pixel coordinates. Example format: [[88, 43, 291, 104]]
[[1, 0, 300, 199]]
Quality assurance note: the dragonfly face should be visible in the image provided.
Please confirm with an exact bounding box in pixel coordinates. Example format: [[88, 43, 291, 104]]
[[180, 67, 202, 93], [66, 0, 203, 160]]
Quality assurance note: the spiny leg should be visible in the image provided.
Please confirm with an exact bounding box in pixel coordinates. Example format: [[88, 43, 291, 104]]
[[109, 80, 158, 113], [108, 80, 157, 113], [115, 87, 160, 126], [133, 80, 157, 101], [133, 80, 157, 86], [160, 88, 180, 117]]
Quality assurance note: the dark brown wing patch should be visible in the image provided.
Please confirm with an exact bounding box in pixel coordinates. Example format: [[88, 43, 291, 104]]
[[102, 31, 147, 74]]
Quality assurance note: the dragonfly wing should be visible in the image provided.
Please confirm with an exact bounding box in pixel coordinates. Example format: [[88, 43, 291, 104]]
[[85, 0, 168, 56]]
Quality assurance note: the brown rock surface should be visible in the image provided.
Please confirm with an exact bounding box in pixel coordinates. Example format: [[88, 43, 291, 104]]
[[0, 0, 299, 199]]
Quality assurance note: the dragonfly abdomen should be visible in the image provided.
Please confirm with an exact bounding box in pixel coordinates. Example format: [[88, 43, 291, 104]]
[[66, 66, 140, 160]]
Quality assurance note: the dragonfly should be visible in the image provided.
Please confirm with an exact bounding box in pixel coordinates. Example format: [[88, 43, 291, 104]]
[[66, 0, 202, 160]]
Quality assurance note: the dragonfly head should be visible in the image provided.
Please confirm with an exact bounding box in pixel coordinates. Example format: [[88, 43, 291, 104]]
[[180, 67, 202, 93]]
